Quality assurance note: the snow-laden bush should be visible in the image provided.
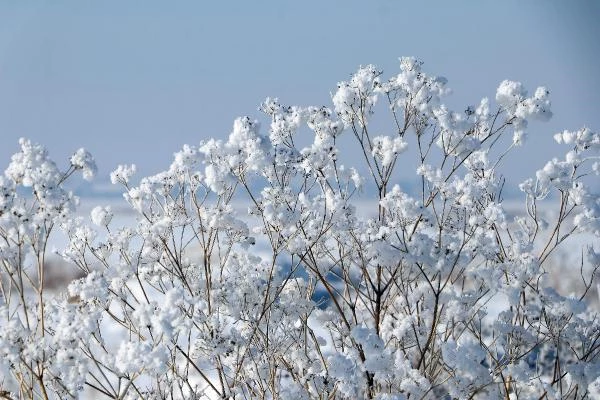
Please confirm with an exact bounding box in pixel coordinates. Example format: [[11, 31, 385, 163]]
[[1, 58, 600, 399]]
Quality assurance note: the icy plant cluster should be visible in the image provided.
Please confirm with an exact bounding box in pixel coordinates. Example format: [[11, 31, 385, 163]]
[[1, 58, 600, 399]]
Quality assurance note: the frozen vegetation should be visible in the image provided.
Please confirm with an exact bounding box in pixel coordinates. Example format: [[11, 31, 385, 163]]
[[1, 58, 600, 399]]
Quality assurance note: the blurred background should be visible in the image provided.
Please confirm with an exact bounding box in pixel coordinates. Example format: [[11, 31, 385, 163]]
[[0, 0, 598, 193]]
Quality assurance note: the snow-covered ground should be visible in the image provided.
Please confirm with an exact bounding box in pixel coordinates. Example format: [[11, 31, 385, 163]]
[[64, 193, 599, 309]]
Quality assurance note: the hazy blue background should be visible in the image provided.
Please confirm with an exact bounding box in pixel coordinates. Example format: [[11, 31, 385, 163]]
[[0, 1, 598, 192]]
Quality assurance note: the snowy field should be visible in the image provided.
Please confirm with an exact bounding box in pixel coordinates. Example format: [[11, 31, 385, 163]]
[[62, 193, 599, 309]]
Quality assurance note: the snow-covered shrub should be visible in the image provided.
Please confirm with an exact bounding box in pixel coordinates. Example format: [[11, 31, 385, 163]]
[[1, 58, 599, 399]]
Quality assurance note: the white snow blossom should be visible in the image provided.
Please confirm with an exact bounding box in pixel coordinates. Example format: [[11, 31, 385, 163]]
[[90, 205, 113, 227], [70, 148, 97, 180]]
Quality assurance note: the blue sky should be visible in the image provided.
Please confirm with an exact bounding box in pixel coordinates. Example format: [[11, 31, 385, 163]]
[[0, 1, 598, 190]]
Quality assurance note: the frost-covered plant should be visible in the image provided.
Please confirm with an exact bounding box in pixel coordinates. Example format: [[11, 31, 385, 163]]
[[1, 58, 600, 399], [0, 139, 96, 398]]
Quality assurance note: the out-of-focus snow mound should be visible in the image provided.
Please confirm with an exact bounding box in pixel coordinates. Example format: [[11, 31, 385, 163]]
[[51, 194, 598, 310]]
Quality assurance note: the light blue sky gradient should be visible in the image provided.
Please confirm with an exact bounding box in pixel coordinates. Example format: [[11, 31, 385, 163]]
[[0, 1, 598, 189]]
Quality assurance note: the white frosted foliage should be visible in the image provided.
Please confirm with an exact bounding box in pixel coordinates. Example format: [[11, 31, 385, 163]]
[[0, 58, 598, 400]]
